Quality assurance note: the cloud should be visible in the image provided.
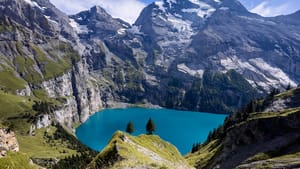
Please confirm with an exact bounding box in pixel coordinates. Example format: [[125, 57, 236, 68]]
[[250, 0, 300, 17], [50, 0, 147, 24]]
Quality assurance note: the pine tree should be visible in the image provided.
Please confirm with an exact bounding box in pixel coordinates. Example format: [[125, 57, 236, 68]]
[[146, 118, 156, 135], [126, 121, 134, 134]]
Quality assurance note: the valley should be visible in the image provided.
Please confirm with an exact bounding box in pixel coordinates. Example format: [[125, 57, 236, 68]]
[[0, 0, 300, 168]]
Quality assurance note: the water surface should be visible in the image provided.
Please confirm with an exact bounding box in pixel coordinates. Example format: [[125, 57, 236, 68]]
[[76, 108, 227, 154]]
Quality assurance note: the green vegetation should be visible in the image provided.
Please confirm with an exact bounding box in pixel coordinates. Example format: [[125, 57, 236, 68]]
[[32, 89, 49, 101], [126, 121, 134, 134], [0, 67, 26, 92], [31, 44, 70, 80], [185, 140, 222, 168], [13, 55, 42, 84], [16, 124, 97, 169], [88, 131, 190, 169], [17, 126, 77, 159], [0, 152, 37, 169], [146, 118, 156, 135], [187, 86, 300, 169], [182, 70, 260, 114], [237, 152, 300, 169], [0, 24, 13, 33], [247, 108, 300, 121], [0, 91, 34, 119]]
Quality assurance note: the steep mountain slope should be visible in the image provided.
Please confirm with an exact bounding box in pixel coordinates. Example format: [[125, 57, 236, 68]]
[[186, 86, 300, 169], [134, 0, 300, 90], [70, 3, 260, 114], [0, 0, 103, 126], [0, 0, 99, 167], [87, 131, 193, 169]]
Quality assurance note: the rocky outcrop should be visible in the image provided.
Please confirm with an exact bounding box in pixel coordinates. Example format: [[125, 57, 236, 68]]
[[0, 129, 19, 157]]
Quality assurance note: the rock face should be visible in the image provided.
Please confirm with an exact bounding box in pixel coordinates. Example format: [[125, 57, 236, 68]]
[[0, 0, 103, 127], [133, 0, 300, 90], [0, 129, 19, 157]]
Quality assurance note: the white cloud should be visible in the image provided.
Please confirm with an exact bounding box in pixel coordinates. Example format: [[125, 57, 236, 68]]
[[50, 0, 147, 24], [250, 0, 299, 17]]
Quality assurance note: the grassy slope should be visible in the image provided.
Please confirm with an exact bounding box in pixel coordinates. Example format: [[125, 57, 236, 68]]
[[185, 87, 300, 169], [0, 22, 88, 168], [88, 131, 192, 169], [185, 140, 222, 168], [0, 152, 37, 169], [16, 127, 77, 159], [0, 91, 34, 119]]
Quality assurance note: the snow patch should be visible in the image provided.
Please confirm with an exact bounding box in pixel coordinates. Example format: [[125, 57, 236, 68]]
[[183, 0, 216, 18], [182, 7, 216, 18], [24, 0, 43, 10], [117, 28, 126, 35], [44, 15, 58, 24], [249, 58, 297, 87], [155, 1, 166, 13], [167, 15, 193, 34], [220, 56, 297, 90], [220, 7, 229, 11], [177, 63, 204, 77], [127, 25, 143, 35], [69, 19, 89, 34]]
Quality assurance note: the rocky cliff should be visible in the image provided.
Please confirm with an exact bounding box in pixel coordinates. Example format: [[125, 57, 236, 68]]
[[0, 0, 104, 128]]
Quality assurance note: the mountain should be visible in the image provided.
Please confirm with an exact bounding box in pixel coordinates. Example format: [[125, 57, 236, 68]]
[[0, 0, 300, 168], [133, 0, 300, 90], [186, 86, 300, 169], [69, 1, 262, 114]]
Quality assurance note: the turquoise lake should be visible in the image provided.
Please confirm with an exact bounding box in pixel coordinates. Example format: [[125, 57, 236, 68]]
[[76, 108, 227, 154]]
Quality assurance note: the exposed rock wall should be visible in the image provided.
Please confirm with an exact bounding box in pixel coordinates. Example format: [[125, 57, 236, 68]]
[[38, 59, 103, 128]]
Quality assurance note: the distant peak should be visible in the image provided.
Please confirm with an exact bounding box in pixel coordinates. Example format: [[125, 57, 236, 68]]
[[90, 5, 110, 16]]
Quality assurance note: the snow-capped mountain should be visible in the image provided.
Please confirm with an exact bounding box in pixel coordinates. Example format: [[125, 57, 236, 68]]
[[1, 0, 300, 117], [132, 0, 300, 90]]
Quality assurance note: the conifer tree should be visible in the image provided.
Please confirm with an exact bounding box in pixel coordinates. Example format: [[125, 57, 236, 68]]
[[126, 121, 134, 134], [146, 118, 156, 135]]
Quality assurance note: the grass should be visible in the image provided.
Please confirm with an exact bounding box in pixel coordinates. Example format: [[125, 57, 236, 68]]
[[247, 108, 300, 121], [31, 44, 68, 80], [275, 88, 296, 99], [0, 91, 34, 119], [0, 67, 26, 92], [0, 152, 37, 169], [13, 55, 42, 84], [0, 24, 13, 33], [185, 139, 222, 168], [32, 89, 49, 101], [131, 134, 184, 162], [89, 131, 191, 169], [238, 152, 300, 169], [16, 126, 77, 159], [31, 43, 79, 81]]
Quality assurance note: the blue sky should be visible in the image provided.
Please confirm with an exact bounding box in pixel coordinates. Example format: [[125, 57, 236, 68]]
[[50, 0, 300, 24]]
